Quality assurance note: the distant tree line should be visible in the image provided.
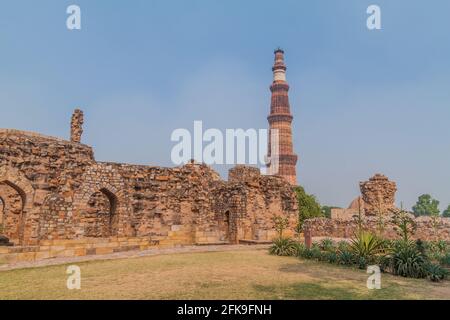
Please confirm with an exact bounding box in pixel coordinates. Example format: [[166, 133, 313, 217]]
[[412, 194, 450, 218]]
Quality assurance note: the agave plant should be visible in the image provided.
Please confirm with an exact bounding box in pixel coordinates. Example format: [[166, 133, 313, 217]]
[[338, 250, 355, 266], [349, 230, 384, 262], [426, 263, 449, 282], [392, 241, 428, 278], [269, 237, 297, 256]]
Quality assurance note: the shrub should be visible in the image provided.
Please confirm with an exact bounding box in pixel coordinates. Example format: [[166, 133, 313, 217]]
[[338, 250, 355, 266], [310, 246, 322, 261], [337, 241, 350, 252], [292, 242, 306, 257], [392, 241, 428, 278], [269, 237, 297, 256], [439, 253, 450, 267], [349, 231, 384, 263], [392, 210, 417, 242], [272, 216, 289, 238], [426, 263, 449, 282], [325, 251, 338, 264], [300, 247, 314, 259], [319, 238, 335, 252], [357, 256, 368, 270]]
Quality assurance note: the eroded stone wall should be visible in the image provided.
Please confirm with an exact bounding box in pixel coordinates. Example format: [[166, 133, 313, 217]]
[[360, 174, 397, 214], [0, 130, 298, 246], [304, 214, 450, 241]]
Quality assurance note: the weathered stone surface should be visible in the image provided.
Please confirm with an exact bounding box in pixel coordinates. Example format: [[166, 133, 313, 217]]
[[360, 173, 397, 215], [0, 124, 297, 246], [304, 214, 450, 241], [70, 109, 84, 143]]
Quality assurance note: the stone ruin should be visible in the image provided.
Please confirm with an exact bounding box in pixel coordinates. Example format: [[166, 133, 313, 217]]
[[0, 110, 298, 247], [70, 109, 84, 143], [331, 174, 397, 220], [308, 174, 450, 241], [360, 173, 397, 214]]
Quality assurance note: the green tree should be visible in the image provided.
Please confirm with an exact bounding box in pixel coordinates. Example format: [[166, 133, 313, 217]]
[[294, 186, 322, 231], [321, 206, 341, 218], [412, 194, 440, 217], [443, 205, 450, 218]]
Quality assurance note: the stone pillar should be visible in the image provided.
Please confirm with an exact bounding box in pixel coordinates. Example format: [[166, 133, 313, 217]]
[[70, 109, 84, 143], [360, 174, 397, 215], [304, 228, 312, 248]]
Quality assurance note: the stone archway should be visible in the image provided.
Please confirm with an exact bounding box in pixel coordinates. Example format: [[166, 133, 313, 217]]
[[219, 209, 238, 244], [0, 166, 35, 245], [82, 188, 119, 238]]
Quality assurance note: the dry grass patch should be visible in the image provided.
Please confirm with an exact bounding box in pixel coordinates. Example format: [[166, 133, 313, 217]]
[[0, 248, 448, 300]]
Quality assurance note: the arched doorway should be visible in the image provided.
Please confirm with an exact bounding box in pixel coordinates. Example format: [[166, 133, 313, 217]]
[[0, 181, 26, 243], [84, 188, 118, 237], [219, 211, 231, 242]]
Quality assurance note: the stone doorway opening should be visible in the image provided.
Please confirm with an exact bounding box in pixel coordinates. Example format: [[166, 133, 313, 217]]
[[0, 181, 26, 244], [85, 188, 118, 238], [221, 211, 231, 242]]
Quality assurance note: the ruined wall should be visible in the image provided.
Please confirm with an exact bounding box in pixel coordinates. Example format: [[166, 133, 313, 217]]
[[360, 174, 397, 214], [304, 214, 450, 241], [0, 130, 298, 246]]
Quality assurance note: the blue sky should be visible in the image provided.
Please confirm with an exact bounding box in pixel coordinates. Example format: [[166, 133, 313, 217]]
[[1, 0, 449, 211]]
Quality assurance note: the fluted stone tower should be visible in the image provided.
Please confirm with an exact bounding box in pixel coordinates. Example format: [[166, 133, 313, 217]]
[[267, 49, 298, 185]]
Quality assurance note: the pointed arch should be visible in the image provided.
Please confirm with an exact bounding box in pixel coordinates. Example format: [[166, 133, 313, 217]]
[[0, 165, 35, 243]]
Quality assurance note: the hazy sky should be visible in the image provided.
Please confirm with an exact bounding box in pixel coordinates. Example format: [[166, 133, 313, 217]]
[[1, 0, 449, 211]]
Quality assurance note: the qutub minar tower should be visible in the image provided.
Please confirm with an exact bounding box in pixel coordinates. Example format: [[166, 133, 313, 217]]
[[267, 48, 298, 185]]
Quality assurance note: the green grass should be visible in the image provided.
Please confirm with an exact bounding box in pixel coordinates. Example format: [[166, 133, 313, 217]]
[[0, 249, 448, 300]]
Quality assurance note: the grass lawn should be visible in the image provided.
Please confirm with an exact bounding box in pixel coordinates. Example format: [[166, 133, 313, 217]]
[[0, 248, 448, 300]]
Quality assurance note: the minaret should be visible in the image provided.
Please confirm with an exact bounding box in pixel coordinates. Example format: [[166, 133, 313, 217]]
[[267, 49, 298, 185]]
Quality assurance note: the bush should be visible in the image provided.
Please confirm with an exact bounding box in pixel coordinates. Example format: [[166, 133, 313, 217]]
[[392, 241, 428, 278], [292, 242, 306, 257], [439, 253, 450, 267], [300, 247, 314, 259], [376, 254, 393, 273], [337, 241, 350, 252], [325, 251, 338, 264], [357, 256, 368, 269], [338, 250, 355, 266], [426, 263, 449, 282], [310, 246, 322, 261], [269, 237, 297, 256], [319, 238, 335, 252]]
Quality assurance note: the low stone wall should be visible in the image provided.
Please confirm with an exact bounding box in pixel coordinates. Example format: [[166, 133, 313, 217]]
[[0, 235, 193, 265], [304, 215, 450, 241]]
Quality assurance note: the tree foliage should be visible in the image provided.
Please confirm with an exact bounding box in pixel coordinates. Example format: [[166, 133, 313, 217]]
[[294, 186, 322, 230], [412, 194, 440, 217], [321, 206, 341, 218], [443, 205, 450, 218]]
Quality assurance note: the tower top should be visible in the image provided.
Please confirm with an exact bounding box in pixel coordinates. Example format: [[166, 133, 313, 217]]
[[274, 47, 284, 54], [272, 48, 287, 81]]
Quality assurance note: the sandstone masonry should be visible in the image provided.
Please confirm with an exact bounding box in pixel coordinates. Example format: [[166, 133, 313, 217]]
[[0, 123, 298, 247]]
